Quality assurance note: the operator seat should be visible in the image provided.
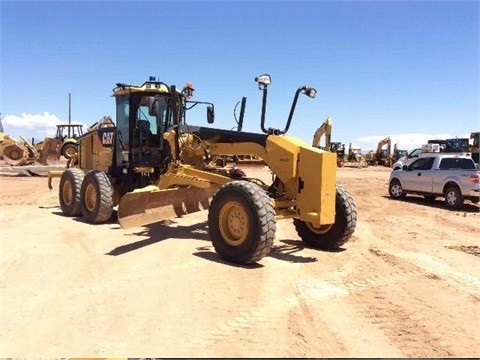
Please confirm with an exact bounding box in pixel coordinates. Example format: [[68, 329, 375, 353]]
[[134, 120, 152, 146]]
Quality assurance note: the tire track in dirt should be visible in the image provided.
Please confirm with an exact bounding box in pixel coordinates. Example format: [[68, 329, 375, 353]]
[[352, 288, 455, 357], [387, 250, 480, 297], [186, 259, 424, 357], [185, 214, 480, 357]]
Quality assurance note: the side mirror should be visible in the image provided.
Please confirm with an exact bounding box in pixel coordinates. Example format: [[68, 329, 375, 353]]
[[402, 165, 408, 171], [207, 105, 215, 124]]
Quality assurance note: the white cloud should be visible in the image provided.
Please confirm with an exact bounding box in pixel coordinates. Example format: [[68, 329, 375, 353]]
[[2, 112, 87, 140], [356, 132, 471, 152]]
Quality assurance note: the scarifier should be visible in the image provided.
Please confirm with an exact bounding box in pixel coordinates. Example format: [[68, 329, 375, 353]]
[[48, 74, 357, 264]]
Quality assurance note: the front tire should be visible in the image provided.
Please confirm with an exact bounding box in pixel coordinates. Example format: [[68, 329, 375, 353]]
[[389, 178, 406, 199], [294, 184, 356, 250], [59, 168, 85, 216], [208, 181, 276, 264], [62, 143, 78, 160], [444, 186, 464, 210], [80, 170, 114, 223]]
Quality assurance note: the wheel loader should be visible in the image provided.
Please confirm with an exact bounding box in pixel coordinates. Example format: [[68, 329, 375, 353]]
[[48, 74, 357, 264]]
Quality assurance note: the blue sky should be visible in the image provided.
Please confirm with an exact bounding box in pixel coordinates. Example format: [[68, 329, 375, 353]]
[[1, 0, 479, 151]]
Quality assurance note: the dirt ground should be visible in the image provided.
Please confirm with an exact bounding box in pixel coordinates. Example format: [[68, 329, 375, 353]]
[[0, 164, 479, 358]]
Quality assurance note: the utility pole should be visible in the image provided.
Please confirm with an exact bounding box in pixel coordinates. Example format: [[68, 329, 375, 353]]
[[68, 93, 72, 137]]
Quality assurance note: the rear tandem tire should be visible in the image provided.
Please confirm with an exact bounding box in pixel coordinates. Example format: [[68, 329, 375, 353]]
[[80, 170, 114, 223], [294, 184, 357, 250], [208, 180, 276, 264], [59, 168, 85, 216]]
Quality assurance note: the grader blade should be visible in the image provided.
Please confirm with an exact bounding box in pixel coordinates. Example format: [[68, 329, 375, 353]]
[[117, 186, 216, 229]]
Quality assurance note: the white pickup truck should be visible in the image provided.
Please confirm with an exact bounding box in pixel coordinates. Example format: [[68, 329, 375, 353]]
[[388, 154, 480, 209]]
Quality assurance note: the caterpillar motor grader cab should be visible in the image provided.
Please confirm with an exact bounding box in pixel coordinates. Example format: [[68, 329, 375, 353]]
[[48, 74, 357, 265]]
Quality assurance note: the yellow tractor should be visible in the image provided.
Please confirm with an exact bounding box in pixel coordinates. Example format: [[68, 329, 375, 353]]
[[48, 74, 357, 264], [38, 123, 85, 161]]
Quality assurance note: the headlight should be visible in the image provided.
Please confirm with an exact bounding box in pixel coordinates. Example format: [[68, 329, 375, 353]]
[[255, 74, 271, 87]]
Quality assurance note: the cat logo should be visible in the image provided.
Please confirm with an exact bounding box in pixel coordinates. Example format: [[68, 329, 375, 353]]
[[102, 131, 114, 145]]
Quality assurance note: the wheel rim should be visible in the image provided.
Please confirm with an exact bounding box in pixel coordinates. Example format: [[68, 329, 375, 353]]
[[391, 184, 402, 197], [219, 201, 249, 246], [62, 182, 73, 206], [84, 183, 97, 212], [446, 191, 456, 205], [9, 150, 20, 159], [306, 222, 333, 234], [65, 147, 76, 158]]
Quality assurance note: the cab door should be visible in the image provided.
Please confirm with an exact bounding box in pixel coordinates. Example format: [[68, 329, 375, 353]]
[[402, 157, 434, 191]]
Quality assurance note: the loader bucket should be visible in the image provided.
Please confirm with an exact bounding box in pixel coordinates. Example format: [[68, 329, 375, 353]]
[[39, 138, 61, 165], [118, 186, 216, 229], [2, 143, 28, 166]]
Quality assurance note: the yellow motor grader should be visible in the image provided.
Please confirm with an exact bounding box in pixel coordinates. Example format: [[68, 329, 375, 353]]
[[48, 74, 357, 264]]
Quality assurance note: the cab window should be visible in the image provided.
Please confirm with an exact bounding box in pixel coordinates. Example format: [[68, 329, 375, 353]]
[[410, 157, 434, 170]]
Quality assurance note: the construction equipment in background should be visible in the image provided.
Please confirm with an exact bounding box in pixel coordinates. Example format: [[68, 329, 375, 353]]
[[48, 74, 357, 265], [1, 134, 52, 166], [393, 143, 408, 162], [365, 136, 393, 167], [427, 137, 470, 153], [312, 116, 332, 150], [470, 131, 479, 164], [311, 117, 345, 167], [0, 118, 19, 160], [87, 115, 115, 131], [329, 142, 346, 167], [43, 123, 84, 160], [1, 114, 58, 165], [341, 143, 368, 168]]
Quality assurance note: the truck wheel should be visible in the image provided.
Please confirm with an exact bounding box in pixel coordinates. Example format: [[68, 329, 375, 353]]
[[59, 168, 85, 216], [444, 186, 464, 210], [80, 170, 114, 223], [389, 179, 406, 199], [294, 184, 356, 250], [208, 180, 276, 264], [62, 143, 78, 160]]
